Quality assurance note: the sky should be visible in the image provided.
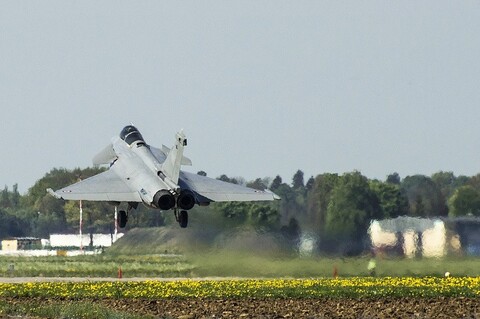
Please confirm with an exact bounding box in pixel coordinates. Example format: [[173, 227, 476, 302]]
[[1, 1, 480, 194]]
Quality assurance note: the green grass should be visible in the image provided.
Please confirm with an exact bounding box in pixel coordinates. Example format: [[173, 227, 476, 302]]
[[2, 251, 480, 278], [2, 227, 480, 279], [0, 254, 195, 278], [188, 251, 480, 278], [107, 227, 480, 278], [0, 299, 154, 319]]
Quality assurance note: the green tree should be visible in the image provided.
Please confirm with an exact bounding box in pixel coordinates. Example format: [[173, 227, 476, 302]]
[[467, 173, 480, 190], [401, 175, 448, 217], [448, 185, 480, 217], [217, 174, 239, 184], [247, 178, 268, 190], [35, 212, 66, 238], [386, 172, 401, 185], [248, 204, 279, 230], [412, 195, 426, 217], [216, 202, 249, 221], [280, 217, 301, 250], [0, 186, 10, 208], [0, 208, 28, 238], [25, 168, 75, 207], [31, 191, 68, 236], [11, 184, 20, 208], [13, 209, 41, 238], [431, 171, 463, 202], [270, 175, 282, 192], [306, 173, 339, 232], [64, 200, 114, 237], [23, 167, 108, 236], [214, 201, 279, 231], [130, 209, 166, 228], [273, 172, 308, 227], [370, 180, 409, 219], [324, 171, 382, 254], [273, 182, 296, 224], [292, 170, 305, 190], [306, 176, 315, 192]]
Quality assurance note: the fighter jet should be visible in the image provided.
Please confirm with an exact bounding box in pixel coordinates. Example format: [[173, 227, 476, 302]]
[[47, 125, 279, 228]]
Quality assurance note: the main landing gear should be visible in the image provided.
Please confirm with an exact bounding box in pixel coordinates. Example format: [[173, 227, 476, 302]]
[[118, 203, 137, 228], [118, 210, 128, 228], [174, 209, 188, 228], [116, 203, 189, 229]]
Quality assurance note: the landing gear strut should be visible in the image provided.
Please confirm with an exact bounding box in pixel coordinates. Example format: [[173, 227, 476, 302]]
[[174, 209, 188, 228], [118, 203, 136, 228]]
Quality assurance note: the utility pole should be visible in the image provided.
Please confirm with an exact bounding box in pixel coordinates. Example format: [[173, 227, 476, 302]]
[[114, 206, 118, 243], [79, 200, 83, 252]]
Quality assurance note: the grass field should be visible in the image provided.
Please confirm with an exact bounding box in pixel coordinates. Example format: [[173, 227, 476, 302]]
[[1, 252, 480, 278], [104, 226, 480, 278], [0, 254, 195, 278], [190, 252, 480, 277], [0, 298, 152, 319]]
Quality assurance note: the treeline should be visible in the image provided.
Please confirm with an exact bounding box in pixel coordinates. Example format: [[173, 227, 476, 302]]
[[1, 168, 480, 253]]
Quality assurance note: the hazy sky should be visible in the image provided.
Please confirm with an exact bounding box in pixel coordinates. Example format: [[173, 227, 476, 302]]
[[2, 1, 480, 193]]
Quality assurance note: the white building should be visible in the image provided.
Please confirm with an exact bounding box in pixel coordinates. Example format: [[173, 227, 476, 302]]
[[369, 216, 448, 258], [49, 233, 124, 248]]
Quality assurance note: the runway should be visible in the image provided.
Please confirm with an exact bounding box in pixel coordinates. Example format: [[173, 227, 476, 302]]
[[0, 276, 235, 283]]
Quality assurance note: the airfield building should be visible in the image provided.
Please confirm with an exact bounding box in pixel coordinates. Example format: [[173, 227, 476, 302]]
[[369, 216, 480, 257], [1, 237, 42, 252]]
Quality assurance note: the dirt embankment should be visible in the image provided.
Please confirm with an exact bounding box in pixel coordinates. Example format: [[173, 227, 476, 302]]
[[2, 297, 479, 318], [102, 297, 480, 318]]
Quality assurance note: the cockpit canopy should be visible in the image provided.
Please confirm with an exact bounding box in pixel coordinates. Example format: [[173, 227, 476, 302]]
[[120, 125, 145, 145]]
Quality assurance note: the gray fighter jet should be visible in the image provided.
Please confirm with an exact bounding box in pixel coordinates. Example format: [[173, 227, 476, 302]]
[[48, 125, 279, 228]]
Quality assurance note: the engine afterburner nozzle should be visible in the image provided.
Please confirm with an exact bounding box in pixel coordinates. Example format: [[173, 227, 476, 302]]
[[153, 190, 176, 210], [177, 190, 196, 210]]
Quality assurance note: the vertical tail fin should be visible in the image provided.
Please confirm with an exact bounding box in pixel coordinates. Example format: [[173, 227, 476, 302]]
[[161, 130, 187, 185]]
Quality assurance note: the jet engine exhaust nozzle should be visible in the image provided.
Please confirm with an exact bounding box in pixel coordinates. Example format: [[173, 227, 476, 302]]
[[153, 190, 176, 210], [177, 190, 196, 210]]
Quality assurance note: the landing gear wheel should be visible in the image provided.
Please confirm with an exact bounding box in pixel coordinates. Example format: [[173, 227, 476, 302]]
[[178, 210, 188, 228], [119, 210, 128, 228]]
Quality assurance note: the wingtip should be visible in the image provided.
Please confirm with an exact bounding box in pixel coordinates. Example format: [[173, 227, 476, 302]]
[[46, 188, 62, 199], [265, 190, 281, 200]]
